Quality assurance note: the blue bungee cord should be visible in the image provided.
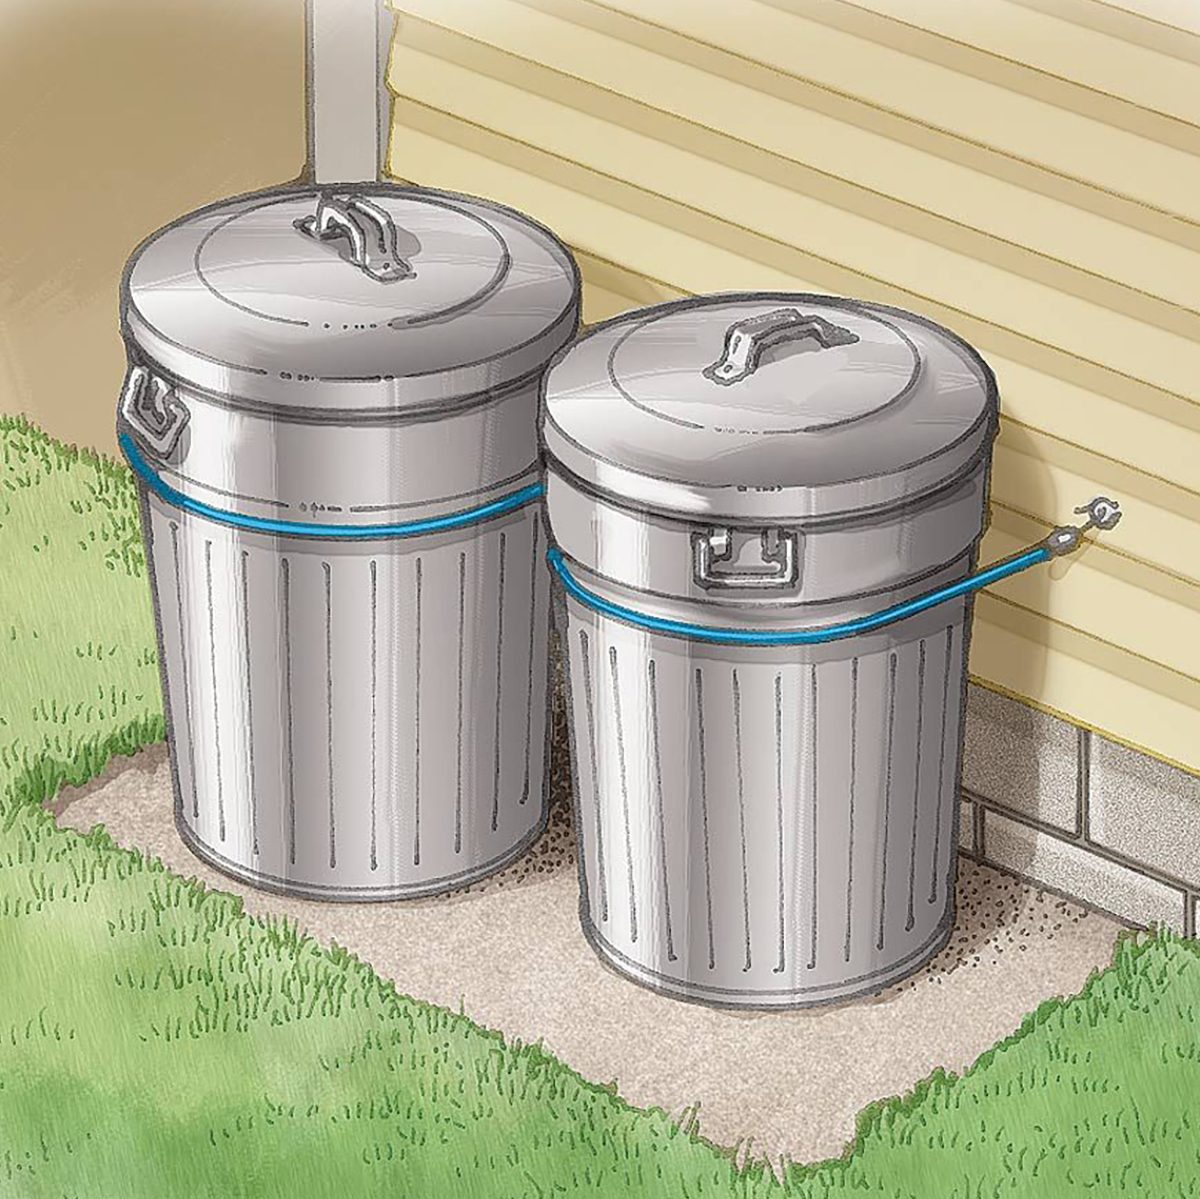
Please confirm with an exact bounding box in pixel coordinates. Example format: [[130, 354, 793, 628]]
[[122, 426, 1122, 648], [119, 431, 544, 539], [546, 496, 1122, 647]]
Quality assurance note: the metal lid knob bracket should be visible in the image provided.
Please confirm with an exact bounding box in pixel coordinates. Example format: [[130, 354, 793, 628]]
[[702, 307, 861, 386], [295, 192, 416, 283]]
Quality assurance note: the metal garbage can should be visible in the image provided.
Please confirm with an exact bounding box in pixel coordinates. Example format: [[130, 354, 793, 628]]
[[118, 183, 580, 900], [541, 293, 1004, 1007]]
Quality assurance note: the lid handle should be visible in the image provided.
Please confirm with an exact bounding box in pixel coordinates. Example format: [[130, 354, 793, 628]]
[[295, 193, 415, 283], [703, 308, 859, 386]]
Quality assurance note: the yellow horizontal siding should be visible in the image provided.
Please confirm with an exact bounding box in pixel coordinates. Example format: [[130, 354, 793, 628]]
[[990, 0, 1200, 70], [1088, 0, 1200, 36], [786, 0, 1200, 128], [541, 0, 1200, 219], [386, 0, 1200, 775], [571, 250, 684, 324]]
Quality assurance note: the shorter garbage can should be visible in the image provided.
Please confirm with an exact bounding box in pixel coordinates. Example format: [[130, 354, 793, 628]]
[[118, 183, 580, 901], [540, 293, 1119, 1008]]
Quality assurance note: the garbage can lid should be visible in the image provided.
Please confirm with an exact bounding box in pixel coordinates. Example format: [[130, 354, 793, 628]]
[[541, 294, 999, 521], [121, 184, 580, 415]]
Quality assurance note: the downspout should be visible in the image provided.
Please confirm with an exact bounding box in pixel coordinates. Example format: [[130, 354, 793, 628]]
[[304, 0, 396, 184]]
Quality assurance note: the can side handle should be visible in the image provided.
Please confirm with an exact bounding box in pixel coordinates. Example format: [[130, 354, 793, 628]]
[[119, 366, 190, 459], [692, 527, 801, 590]]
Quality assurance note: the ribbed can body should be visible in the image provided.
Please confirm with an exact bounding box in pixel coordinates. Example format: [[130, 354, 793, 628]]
[[143, 491, 552, 899], [553, 578, 973, 1008]]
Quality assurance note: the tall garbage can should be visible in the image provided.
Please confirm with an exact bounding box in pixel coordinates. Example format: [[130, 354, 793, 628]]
[[540, 293, 1119, 1008], [118, 183, 580, 900]]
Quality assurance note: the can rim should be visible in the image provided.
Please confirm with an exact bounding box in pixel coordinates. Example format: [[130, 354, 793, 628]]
[[119, 180, 583, 414], [539, 291, 999, 522], [539, 431, 997, 530]]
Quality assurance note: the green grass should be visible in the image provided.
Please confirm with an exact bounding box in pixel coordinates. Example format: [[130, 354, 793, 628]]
[[0, 413, 1198, 1197]]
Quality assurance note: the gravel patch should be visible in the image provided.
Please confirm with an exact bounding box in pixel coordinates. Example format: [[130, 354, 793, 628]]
[[50, 666, 1127, 1169]]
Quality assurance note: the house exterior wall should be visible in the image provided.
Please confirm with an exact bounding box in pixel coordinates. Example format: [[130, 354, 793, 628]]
[[384, 0, 1200, 930], [961, 685, 1199, 936], [0, 0, 308, 456]]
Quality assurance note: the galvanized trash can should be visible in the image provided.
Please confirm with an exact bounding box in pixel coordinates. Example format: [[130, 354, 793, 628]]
[[540, 293, 1002, 1007], [118, 183, 580, 900]]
